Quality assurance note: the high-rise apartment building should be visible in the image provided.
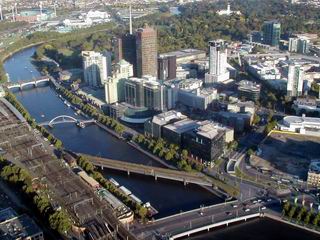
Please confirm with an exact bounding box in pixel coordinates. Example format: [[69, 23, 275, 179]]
[[204, 40, 230, 85], [157, 55, 177, 82], [82, 51, 111, 87], [104, 59, 133, 104], [287, 64, 304, 97], [289, 37, 310, 54], [136, 25, 158, 78], [262, 20, 281, 47]]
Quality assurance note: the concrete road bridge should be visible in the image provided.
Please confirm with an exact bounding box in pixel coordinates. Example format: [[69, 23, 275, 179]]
[[133, 198, 266, 240], [5, 76, 50, 90], [82, 154, 214, 187]]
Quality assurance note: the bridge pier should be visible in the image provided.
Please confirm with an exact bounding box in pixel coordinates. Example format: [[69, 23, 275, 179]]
[[101, 166, 104, 170], [127, 170, 130, 176], [183, 179, 187, 186], [154, 175, 157, 181]]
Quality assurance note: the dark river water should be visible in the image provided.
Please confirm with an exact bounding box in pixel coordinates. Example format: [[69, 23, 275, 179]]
[[4, 47, 320, 239]]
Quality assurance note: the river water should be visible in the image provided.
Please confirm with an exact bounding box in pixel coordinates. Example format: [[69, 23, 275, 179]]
[[4, 46, 221, 219], [5, 47, 320, 239]]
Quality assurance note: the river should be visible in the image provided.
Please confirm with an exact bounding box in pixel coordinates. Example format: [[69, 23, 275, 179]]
[[4, 46, 320, 239], [4, 46, 222, 219]]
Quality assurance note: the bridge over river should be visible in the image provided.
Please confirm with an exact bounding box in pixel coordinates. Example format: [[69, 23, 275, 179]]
[[5, 76, 60, 90], [39, 115, 96, 128], [81, 154, 214, 187]]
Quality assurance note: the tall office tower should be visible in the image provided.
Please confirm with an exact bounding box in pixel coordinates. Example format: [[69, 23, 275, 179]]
[[82, 51, 111, 87], [124, 78, 145, 107], [122, 33, 137, 76], [124, 77, 165, 111], [204, 40, 230, 85], [114, 4, 138, 76], [289, 37, 310, 54], [144, 81, 166, 111], [157, 55, 177, 82], [262, 20, 281, 47], [287, 64, 304, 97], [105, 59, 133, 104], [136, 25, 158, 78], [112, 37, 122, 63]]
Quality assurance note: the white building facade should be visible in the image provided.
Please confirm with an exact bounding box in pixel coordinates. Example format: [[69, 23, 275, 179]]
[[278, 115, 320, 136], [205, 40, 230, 85], [104, 59, 134, 104], [82, 51, 111, 87], [287, 64, 304, 97]]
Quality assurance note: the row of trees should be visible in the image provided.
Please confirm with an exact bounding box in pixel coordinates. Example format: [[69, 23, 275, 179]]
[[57, 86, 126, 136], [76, 155, 148, 219], [133, 134, 203, 172], [282, 201, 320, 228], [0, 156, 72, 235], [5, 91, 63, 149]]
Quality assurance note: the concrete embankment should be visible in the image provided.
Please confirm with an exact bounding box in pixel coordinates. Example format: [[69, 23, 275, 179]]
[[264, 213, 320, 236]]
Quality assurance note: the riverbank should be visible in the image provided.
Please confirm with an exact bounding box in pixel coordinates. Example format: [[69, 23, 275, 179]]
[[265, 213, 320, 236]]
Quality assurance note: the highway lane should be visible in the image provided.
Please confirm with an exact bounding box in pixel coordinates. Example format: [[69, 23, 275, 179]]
[[133, 199, 269, 240]]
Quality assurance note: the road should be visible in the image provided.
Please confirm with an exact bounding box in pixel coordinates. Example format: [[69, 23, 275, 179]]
[[132, 198, 274, 240]]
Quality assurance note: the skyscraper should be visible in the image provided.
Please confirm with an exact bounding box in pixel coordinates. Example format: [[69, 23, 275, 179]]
[[287, 64, 304, 97], [136, 25, 158, 78], [104, 59, 133, 104], [204, 40, 230, 85], [122, 33, 137, 75], [113, 4, 137, 76], [262, 20, 281, 47], [157, 55, 177, 82], [82, 51, 111, 87], [289, 37, 310, 54]]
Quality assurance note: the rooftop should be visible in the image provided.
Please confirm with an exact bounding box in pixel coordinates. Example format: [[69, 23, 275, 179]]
[[238, 80, 261, 91], [195, 122, 220, 139], [164, 118, 199, 134], [152, 110, 187, 126], [283, 115, 320, 125], [0, 208, 17, 223], [0, 213, 43, 239], [309, 160, 320, 174], [159, 49, 206, 59]]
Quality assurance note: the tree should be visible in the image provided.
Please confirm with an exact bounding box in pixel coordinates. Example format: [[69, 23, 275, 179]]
[[282, 202, 291, 216], [181, 149, 188, 160], [54, 139, 63, 149], [165, 151, 174, 161], [138, 207, 148, 219], [288, 206, 296, 220], [49, 211, 72, 235], [247, 148, 254, 156], [296, 207, 306, 223], [304, 211, 312, 225], [252, 114, 261, 125]]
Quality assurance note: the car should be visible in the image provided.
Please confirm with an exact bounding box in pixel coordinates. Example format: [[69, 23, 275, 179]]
[[252, 200, 258, 204], [244, 208, 250, 212], [225, 211, 232, 216], [261, 206, 266, 210], [199, 211, 204, 216], [267, 199, 272, 202], [232, 204, 238, 208]]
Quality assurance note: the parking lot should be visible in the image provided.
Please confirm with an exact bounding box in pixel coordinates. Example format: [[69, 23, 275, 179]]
[[250, 132, 320, 180]]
